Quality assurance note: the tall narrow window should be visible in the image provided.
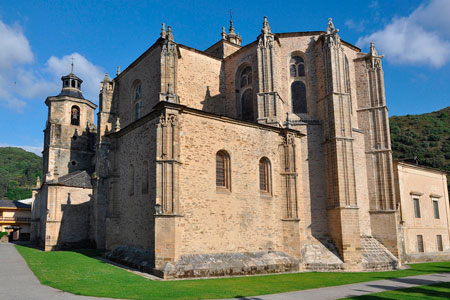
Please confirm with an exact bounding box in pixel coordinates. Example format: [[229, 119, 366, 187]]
[[259, 157, 271, 193], [134, 102, 140, 121], [413, 197, 421, 218], [291, 81, 307, 114], [70, 106, 80, 126], [142, 161, 149, 194], [133, 82, 142, 120], [289, 55, 307, 114], [437, 235, 443, 252], [417, 235, 424, 253], [129, 164, 135, 196], [433, 199, 440, 219], [237, 65, 254, 122], [241, 89, 254, 122], [216, 150, 230, 189]]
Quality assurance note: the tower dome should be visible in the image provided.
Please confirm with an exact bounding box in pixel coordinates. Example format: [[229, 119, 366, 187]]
[[58, 63, 84, 99]]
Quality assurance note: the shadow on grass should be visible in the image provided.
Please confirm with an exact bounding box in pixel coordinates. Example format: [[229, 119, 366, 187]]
[[347, 282, 450, 299]]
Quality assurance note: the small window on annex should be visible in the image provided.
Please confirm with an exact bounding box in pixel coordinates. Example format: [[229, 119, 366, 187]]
[[433, 199, 440, 219], [216, 150, 230, 189], [437, 235, 443, 252], [417, 235, 424, 253], [70, 105, 80, 126], [259, 157, 271, 193], [413, 197, 421, 218]]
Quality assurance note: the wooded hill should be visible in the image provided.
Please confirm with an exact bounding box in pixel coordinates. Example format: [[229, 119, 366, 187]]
[[0, 147, 42, 200], [390, 106, 450, 190]]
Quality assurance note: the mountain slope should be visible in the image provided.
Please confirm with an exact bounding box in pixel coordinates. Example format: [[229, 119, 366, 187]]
[[390, 106, 450, 176], [0, 147, 42, 200]]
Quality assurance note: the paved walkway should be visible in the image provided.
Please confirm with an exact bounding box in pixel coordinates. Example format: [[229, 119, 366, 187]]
[[221, 272, 450, 300], [0, 243, 120, 300], [2, 242, 449, 300]]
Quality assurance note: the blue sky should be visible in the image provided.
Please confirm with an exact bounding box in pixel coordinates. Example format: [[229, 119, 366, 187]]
[[0, 0, 449, 155]]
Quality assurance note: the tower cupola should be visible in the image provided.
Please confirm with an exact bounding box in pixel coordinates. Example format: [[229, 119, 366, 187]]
[[58, 62, 84, 99]]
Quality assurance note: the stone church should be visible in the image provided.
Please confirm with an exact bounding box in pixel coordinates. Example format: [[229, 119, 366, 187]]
[[31, 17, 450, 278]]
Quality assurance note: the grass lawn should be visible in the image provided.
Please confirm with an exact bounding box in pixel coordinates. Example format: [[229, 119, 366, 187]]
[[345, 282, 450, 299], [16, 245, 450, 300]]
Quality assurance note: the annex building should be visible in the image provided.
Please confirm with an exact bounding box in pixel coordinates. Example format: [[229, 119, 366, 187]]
[[31, 17, 450, 278]]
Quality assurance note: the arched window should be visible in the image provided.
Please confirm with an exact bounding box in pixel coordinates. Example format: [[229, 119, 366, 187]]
[[291, 81, 307, 114], [70, 106, 80, 126], [240, 66, 252, 88], [133, 82, 142, 121], [134, 83, 142, 101], [134, 102, 140, 121], [129, 164, 135, 196], [216, 150, 230, 189], [289, 55, 307, 114], [241, 89, 254, 122], [290, 56, 305, 78], [259, 157, 271, 193], [142, 161, 149, 194], [71, 80, 75, 88], [237, 65, 254, 122]]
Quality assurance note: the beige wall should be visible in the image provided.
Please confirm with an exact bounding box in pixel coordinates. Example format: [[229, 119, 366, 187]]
[[39, 185, 92, 251], [395, 162, 450, 259], [176, 112, 303, 259], [116, 44, 162, 128], [177, 47, 224, 114]]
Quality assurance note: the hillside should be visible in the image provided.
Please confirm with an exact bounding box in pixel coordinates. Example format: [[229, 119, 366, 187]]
[[0, 147, 42, 200], [390, 106, 450, 177]]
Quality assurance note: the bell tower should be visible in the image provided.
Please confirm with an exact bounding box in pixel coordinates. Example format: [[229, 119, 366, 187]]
[[42, 66, 97, 183]]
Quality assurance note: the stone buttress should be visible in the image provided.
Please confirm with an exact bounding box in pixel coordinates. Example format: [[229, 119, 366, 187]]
[[355, 43, 400, 258], [316, 19, 362, 270]]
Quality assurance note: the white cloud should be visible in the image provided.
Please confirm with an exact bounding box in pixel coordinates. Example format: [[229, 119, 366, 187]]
[[45, 53, 104, 102], [0, 19, 104, 111], [357, 0, 450, 67]]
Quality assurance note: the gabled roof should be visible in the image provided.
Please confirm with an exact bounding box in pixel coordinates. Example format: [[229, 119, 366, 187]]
[[48, 170, 93, 188], [0, 200, 31, 209]]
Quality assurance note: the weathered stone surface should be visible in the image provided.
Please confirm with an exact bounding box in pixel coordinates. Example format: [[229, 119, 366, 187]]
[[361, 236, 398, 271], [167, 251, 299, 279]]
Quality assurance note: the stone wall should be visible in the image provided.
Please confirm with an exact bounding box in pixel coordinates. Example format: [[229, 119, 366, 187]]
[[177, 46, 224, 114], [105, 118, 159, 252], [43, 185, 93, 251], [176, 111, 304, 260], [115, 44, 162, 128]]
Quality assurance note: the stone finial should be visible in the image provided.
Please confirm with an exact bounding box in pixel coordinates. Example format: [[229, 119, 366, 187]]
[[114, 117, 121, 132], [229, 15, 235, 35], [285, 112, 291, 129], [116, 66, 121, 76], [369, 42, 378, 56], [327, 18, 339, 34], [221, 27, 226, 40], [262, 16, 271, 34], [103, 72, 110, 82], [36, 176, 41, 188], [167, 26, 174, 41], [161, 23, 166, 38]]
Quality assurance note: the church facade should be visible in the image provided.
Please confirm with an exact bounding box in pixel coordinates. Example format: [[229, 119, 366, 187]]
[[31, 17, 450, 278]]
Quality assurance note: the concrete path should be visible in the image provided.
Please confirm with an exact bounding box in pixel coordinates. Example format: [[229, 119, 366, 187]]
[[0, 243, 121, 300], [222, 272, 450, 300], [2, 242, 449, 300]]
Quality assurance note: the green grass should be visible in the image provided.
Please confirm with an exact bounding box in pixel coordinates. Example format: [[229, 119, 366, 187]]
[[16, 245, 450, 300], [345, 282, 450, 299]]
